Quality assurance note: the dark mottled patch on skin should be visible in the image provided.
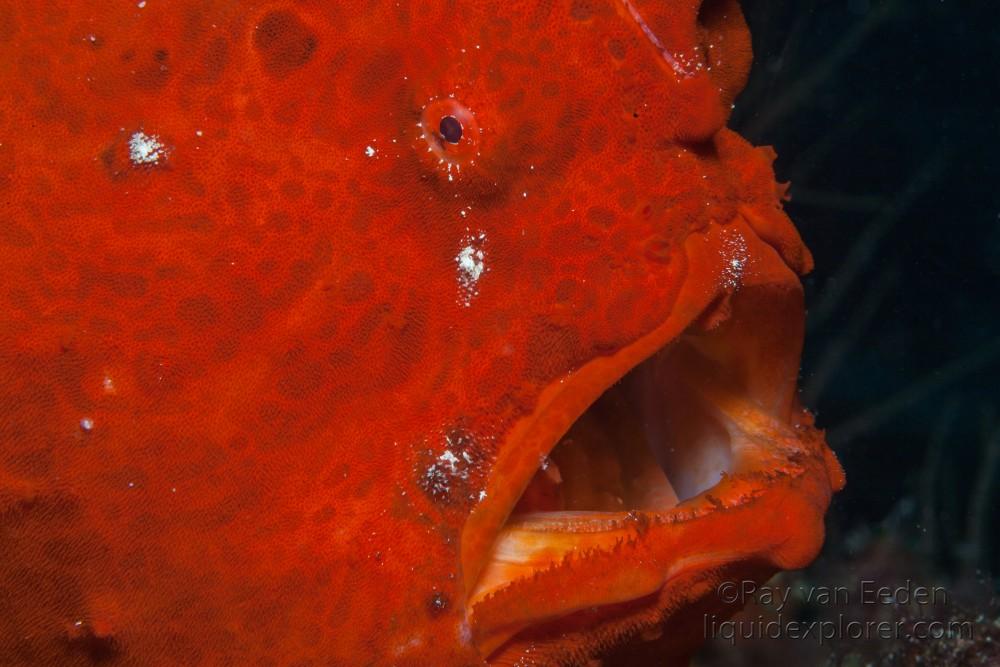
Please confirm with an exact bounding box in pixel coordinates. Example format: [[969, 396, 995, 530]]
[[133, 354, 188, 398], [78, 264, 148, 299], [642, 235, 675, 264], [127, 48, 171, 90], [312, 187, 333, 210], [342, 272, 375, 304], [279, 179, 306, 200], [0, 4, 18, 43], [194, 37, 228, 85], [176, 295, 219, 330], [275, 343, 326, 400], [586, 206, 617, 227], [63, 625, 119, 663], [98, 142, 124, 179], [607, 38, 626, 60], [524, 317, 585, 381], [570, 0, 595, 21], [0, 218, 35, 248], [253, 11, 317, 78], [352, 50, 403, 97]]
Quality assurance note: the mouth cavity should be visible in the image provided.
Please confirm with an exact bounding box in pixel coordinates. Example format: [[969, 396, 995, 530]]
[[463, 234, 831, 658], [468, 331, 743, 650], [516, 341, 733, 516]]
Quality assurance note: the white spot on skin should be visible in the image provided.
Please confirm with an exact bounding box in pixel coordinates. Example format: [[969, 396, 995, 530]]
[[364, 145, 376, 158], [392, 633, 426, 657], [438, 450, 461, 471], [128, 131, 167, 165], [79, 417, 94, 433], [720, 230, 749, 290], [421, 449, 468, 500], [455, 231, 487, 307], [418, 429, 487, 502], [457, 246, 485, 283]]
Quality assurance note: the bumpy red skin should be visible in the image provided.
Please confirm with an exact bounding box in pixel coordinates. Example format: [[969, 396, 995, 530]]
[[0, 2, 839, 665]]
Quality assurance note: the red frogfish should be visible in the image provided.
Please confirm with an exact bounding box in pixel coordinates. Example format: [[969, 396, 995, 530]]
[[0, 1, 844, 665]]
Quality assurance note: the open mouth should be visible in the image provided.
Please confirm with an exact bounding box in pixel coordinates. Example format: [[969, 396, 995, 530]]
[[475, 335, 740, 592], [462, 219, 844, 660]]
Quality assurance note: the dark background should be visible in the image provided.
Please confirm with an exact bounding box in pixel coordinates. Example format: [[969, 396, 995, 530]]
[[699, 0, 1000, 663]]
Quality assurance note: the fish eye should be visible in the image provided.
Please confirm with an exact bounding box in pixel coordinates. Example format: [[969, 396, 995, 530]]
[[439, 115, 463, 144], [418, 98, 481, 175]]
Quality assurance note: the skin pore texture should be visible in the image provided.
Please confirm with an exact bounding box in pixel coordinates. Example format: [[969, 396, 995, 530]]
[[0, 1, 844, 665]]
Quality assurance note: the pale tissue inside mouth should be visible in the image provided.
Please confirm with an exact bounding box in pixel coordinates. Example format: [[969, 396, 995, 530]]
[[469, 339, 743, 605], [504, 341, 735, 520]]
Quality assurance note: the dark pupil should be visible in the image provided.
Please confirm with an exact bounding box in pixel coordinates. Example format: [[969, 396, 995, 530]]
[[439, 115, 463, 144]]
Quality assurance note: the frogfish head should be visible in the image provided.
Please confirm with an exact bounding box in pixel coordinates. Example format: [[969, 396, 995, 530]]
[[0, 0, 843, 665]]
